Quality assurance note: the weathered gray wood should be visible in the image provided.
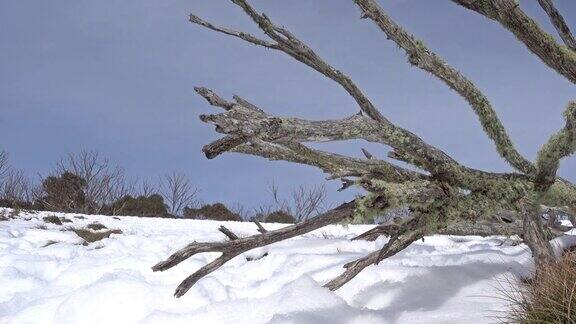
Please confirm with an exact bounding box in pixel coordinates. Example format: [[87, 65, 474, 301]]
[[353, 219, 525, 242], [361, 148, 373, 160], [325, 222, 425, 290], [522, 201, 556, 269], [355, 0, 534, 175], [155, 0, 576, 297], [253, 220, 267, 233], [153, 200, 356, 297], [218, 225, 239, 241]]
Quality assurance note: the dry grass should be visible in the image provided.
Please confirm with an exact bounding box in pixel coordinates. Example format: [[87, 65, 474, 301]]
[[8, 209, 21, 218], [86, 222, 107, 231], [43, 215, 63, 225], [501, 252, 576, 323], [43, 215, 73, 225], [72, 228, 122, 244]]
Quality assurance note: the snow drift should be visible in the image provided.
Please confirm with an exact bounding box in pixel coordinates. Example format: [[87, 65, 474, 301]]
[[0, 208, 555, 323]]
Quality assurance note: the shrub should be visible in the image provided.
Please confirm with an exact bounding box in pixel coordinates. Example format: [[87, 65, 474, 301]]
[[42, 215, 72, 225], [43, 215, 63, 225], [36, 172, 87, 213], [264, 210, 295, 223], [503, 252, 576, 323], [56, 150, 129, 214], [183, 203, 242, 221], [108, 194, 169, 217], [0, 198, 34, 210], [86, 222, 107, 231]]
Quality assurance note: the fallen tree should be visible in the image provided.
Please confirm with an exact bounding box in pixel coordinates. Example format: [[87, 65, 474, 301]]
[[154, 0, 576, 297]]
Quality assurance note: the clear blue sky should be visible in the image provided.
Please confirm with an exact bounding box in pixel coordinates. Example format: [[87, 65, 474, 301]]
[[1, 1, 575, 209]]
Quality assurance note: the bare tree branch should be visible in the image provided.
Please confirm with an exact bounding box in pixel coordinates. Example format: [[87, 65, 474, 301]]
[[190, 1, 387, 122], [263, 182, 328, 222], [535, 102, 576, 191], [202, 135, 248, 159], [291, 184, 327, 221], [1, 169, 31, 203], [152, 200, 356, 297], [197, 87, 534, 192], [233, 139, 425, 184], [158, 0, 576, 297], [0, 150, 9, 181], [138, 179, 157, 197], [218, 225, 239, 240], [354, 0, 534, 175], [353, 217, 525, 241], [325, 221, 425, 290], [161, 171, 200, 216], [361, 148, 373, 160], [452, 0, 576, 84], [56, 150, 129, 214], [254, 220, 267, 233], [189, 14, 278, 49], [537, 0, 576, 51]]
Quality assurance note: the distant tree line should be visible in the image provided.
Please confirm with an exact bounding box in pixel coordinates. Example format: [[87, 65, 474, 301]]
[[0, 149, 329, 223]]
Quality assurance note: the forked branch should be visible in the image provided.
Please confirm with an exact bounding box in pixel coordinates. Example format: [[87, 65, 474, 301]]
[[158, 0, 576, 298], [452, 0, 576, 84], [354, 0, 534, 175], [537, 0, 576, 51], [535, 102, 576, 191], [153, 200, 356, 297], [325, 220, 426, 290]]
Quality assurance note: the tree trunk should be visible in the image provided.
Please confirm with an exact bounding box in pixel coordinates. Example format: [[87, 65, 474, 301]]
[[523, 206, 556, 272]]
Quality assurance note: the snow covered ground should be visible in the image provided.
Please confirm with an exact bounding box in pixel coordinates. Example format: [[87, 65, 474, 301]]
[[0, 208, 550, 323]]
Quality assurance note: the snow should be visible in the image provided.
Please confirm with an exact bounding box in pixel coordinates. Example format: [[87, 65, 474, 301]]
[[551, 234, 576, 257], [0, 208, 556, 323]]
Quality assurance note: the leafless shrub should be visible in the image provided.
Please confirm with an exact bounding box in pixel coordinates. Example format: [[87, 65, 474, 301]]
[[1, 169, 31, 203], [264, 210, 295, 223], [29, 181, 46, 206], [266, 182, 328, 222], [0, 150, 9, 181], [269, 182, 288, 212], [183, 203, 241, 221], [138, 179, 158, 197], [56, 150, 129, 213], [160, 171, 199, 216], [230, 202, 250, 220], [251, 204, 274, 221], [291, 184, 328, 222], [107, 172, 136, 205]]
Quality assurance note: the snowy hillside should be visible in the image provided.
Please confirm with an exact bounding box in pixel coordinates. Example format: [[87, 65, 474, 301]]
[[0, 208, 545, 323]]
